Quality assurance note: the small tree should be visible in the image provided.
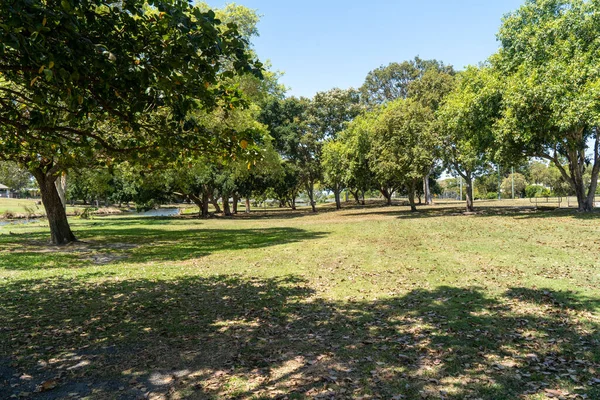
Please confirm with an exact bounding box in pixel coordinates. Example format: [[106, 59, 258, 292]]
[[322, 140, 347, 210], [501, 173, 527, 198]]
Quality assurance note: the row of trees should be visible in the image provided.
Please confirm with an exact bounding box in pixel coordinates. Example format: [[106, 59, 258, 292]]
[[323, 0, 600, 213], [2, 0, 600, 244]]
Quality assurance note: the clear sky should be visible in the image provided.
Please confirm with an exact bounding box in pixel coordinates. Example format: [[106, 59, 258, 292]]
[[208, 1, 525, 98]]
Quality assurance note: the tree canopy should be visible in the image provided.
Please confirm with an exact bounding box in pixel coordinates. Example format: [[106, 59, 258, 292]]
[[0, 0, 262, 243]]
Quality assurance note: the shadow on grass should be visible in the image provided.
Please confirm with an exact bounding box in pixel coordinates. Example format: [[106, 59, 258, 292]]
[[341, 204, 600, 221], [0, 226, 328, 271], [1, 275, 599, 399]]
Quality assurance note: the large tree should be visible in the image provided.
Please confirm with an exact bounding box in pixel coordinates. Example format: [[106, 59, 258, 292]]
[[0, 0, 261, 243], [371, 99, 435, 210], [436, 66, 500, 212], [360, 57, 453, 107], [339, 112, 378, 205], [306, 88, 362, 210], [407, 64, 455, 204], [492, 0, 600, 211]]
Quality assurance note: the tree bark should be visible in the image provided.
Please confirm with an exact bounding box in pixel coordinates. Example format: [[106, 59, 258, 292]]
[[245, 197, 251, 213], [423, 172, 432, 205], [55, 172, 67, 210], [210, 195, 222, 214], [465, 171, 475, 212], [407, 179, 417, 212], [334, 184, 342, 210], [350, 189, 360, 204], [306, 181, 317, 212], [232, 193, 238, 214], [380, 187, 393, 206], [189, 193, 204, 217], [201, 188, 210, 218], [222, 194, 232, 216], [32, 168, 77, 245], [540, 128, 598, 212]]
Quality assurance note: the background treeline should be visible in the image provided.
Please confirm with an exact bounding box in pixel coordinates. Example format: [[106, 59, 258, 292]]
[[2, 1, 600, 243]]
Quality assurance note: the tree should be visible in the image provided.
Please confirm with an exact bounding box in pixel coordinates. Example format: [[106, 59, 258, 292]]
[[360, 57, 453, 107], [322, 140, 347, 210], [259, 97, 319, 210], [0, 0, 261, 243], [0, 161, 32, 194], [436, 66, 500, 212], [501, 173, 527, 198], [492, 0, 600, 211], [407, 64, 455, 205], [371, 99, 435, 210], [308, 88, 362, 139], [340, 111, 378, 205], [306, 88, 362, 210]]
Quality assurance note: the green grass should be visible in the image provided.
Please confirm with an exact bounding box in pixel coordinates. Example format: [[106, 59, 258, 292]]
[[0, 197, 42, 215], [1, 202, 600, 399]]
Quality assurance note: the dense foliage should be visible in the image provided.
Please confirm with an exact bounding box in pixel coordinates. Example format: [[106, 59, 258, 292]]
[[2, 0, 599, 244]]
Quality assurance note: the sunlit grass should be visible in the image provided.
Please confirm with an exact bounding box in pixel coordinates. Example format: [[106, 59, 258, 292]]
[[1, 202, 599, 399]]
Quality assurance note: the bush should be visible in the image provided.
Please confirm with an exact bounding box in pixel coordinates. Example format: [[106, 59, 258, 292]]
[[536, 188, 552, 198], [486, 192, 498, 200], [2, 210, 15, 219], [136, 200, 158, 212], [525, 185, 545, 198]]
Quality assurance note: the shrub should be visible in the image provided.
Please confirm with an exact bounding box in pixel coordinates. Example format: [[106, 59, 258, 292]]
[[525, 185, 545, 198], [536, 188, 552, 198], [486, 192, 498, 200], [2, 210, 15, 219]]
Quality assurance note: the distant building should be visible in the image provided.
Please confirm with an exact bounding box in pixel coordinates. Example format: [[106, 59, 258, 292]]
[[0, 183, 10, 198]]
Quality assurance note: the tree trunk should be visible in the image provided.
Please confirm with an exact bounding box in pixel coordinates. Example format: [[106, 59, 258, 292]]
[[222, 194, 232, 216], [465, 172, 475, 212], [380, 187, 392, 206], [32, 168, 77, 245], [189, 193, 204, 217], [408, 179, 417, 212], [423, 172, 432, 205], [201, 189, 210, 218], [334, 184, 342, 210], [306, 181, 316, 212], [210, 195, 222, 214], [245, 197, 251, 214], [291, 196, 296, 210], [545, 128, 598, 212], [350, 189, 360, 204], [232, 193, 238, 214], [55, 171, 67, 210]]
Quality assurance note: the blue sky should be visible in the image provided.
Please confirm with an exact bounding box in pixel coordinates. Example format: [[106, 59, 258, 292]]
[[209, 1, 525, 98]]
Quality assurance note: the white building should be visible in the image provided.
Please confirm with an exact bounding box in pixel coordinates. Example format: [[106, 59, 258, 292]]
[[0, 183, 11, 198]]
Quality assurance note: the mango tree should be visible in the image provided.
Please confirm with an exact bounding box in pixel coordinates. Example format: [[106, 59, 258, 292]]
[[0, 0, 261, 244], [492, 0, 600, 211]]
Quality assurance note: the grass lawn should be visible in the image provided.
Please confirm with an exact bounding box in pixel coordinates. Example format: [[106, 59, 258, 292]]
[[0, 198, 43, 216], [1, 202, 599, 399]]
